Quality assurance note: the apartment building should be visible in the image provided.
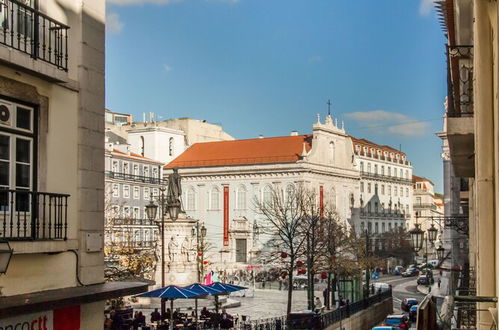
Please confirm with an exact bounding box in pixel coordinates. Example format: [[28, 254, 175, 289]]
[[0, 1, 146, 328]]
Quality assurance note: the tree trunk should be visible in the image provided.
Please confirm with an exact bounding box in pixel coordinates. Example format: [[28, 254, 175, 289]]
[[287, 263, 294, 316], [326, 272, 331, 309]]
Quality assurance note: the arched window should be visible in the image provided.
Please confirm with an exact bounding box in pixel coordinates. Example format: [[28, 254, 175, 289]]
[[140, 136, 145, 156], [186, 187, 195, 210], [286, 184, 296, 204], [210, 187, 219, 210], [263, 185, 272, 206], [169, 137, 174, 156], [237, 185, 247, 210], [330, 188, 336, 209], [329, 141, 335, 161]]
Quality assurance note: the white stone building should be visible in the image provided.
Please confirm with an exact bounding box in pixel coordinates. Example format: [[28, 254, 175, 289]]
[[165, 115, 364, 270], [412, 175, 444, 232], [352, 138, 414, 235]]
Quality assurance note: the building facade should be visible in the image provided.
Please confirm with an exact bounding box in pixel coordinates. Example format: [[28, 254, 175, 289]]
[[0, 0, 146, 328], [352, 138, 413, 236], [164, 114, 412, 270], [412, 175, 444, 232]]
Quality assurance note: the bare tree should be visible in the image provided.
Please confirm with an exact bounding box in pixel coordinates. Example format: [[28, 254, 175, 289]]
[[254, 185, 307, 316]]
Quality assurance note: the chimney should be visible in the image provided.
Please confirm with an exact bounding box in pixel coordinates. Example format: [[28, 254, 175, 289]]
[[290, 131, 298, 136]]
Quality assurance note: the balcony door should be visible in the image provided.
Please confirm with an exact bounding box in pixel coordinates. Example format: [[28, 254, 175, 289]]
[[235, 239, 247, 263]]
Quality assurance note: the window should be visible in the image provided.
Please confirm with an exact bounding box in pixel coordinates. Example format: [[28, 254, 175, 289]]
[[133, 164, 139, 176], [388, 167, 391, 176], [237, 185, 247, 210], [367, 183, 371, 194], [388, 223, 392, 231], [186, 187, 195, 210], [400, 187, 403, 196], [394, 186, 398, 196], [329, 188, 336, 209], [367, 202, 371, 213], [374, 202, 378, 213], [329, 142, 335, 161], [416, 197, 422, 205], [368, 222, 372, 233], [374, 164, 378, 174], [360, 161, 364, 172], [286, 184, 296, 204], [360, 222, 365, 232], [367, 163, 371, 173], [360, 182, 364, 193], [406, 188, 409, 197], [263, 185, 272, 206], [382, 223, 385, 233], [112, 184, 119, 197], [144, 187, 150, 200], [375, 184, 378, 195], [112, 160, 119, 172], [133, 207, 140, 219], [133, 186, 140, 199], [375, 223, 378, 233], [153, 188, 159, 197], [400, 169, 403, 177], [123, 162, 129, 174], [152, 167, 158, 178], [123, 185, 130, 198], [388, 185, 391, 196], [236, 239, 247, 263], [381, 185, 385, 195], [123, 206, 130, 217], [169, 137, 174, 156], [381, 166, 384, 175], [144, 166, 149, 178], [210, 187, 220, 210], [140, 136, 145, 156]]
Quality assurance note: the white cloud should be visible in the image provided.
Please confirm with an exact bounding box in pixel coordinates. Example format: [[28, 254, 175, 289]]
[[163, 64, 173, 72], [107, 0, 180, 5], [345, 110, 431, 137], [419, 0, 434, 16], [106, 12, 124, 34]]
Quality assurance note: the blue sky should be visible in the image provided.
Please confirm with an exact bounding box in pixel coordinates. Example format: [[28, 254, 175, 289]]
[[105, 0, 447, 192]]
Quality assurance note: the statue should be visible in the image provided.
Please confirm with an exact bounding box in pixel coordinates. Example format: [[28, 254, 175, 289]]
[[181, 236, 191, 263], [167, 168, 182, 210], [168, 236, 179, 262]]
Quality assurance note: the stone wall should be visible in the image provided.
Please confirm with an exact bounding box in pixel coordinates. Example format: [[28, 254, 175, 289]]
[[325, 297, 393, 330]]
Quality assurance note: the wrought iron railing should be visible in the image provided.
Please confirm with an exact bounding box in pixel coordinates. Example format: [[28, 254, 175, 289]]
[[0, 0, 69, 71], [106, 171, 162, 184], [413, 203, 438, 210], [447, 45, 474, 118], [0, 189, 70, 240], [111, 218, 157, 226], [360, 171, 412, 184]]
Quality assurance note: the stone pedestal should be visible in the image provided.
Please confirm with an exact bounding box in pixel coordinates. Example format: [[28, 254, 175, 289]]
[[154, 213, 200, 287]]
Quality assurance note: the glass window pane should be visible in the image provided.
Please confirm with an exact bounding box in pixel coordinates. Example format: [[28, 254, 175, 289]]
[[16, 164, 30, 188], [15, 190, 30, 212], [0, 135, 9, 160], [0, 161, 9, 186], [16, 138, 30, 163], [16, 107, 31, 130]]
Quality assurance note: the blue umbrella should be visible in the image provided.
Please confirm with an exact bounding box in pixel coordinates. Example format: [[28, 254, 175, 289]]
[[136, 285, 202, 329], [183, 283, 224, 325], [208, 283, 248, 313]]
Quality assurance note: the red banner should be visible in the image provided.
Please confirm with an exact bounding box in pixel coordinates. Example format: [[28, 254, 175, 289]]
[[223, 186, 229, 246], [319, 186, 324, 218]]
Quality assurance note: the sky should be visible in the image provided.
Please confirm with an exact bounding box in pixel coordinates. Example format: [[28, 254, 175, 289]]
[[105, 0, 447, 192]]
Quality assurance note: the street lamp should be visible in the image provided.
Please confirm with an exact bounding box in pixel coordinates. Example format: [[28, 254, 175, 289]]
[[436, 245, 445, 261], [409, 224, 424, 253], [0, 241, 13, 274], [427, 224, 438, 243]]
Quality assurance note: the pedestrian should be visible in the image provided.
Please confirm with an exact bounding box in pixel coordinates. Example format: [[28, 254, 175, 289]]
[[438, 278, 442, 289], [370, 284, 375, 295], [323, 288, 328, 308], [151, 308, 161, 323], [314, 296, 322, 313]]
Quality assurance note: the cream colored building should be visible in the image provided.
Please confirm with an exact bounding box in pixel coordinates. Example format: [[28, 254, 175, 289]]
[[412, 175, 444, 233], [435, 0, 499, 328], [0, 0, 146, 328]]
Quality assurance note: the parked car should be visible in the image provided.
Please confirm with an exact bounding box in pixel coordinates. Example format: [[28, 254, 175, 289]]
[[401, 268, 419, 277], [383, 314, 411, 329], [417, 275, 434, 285], [393, 266, 404, 275], [372, 327, 397, 330], [409, 305, 418, 321], [401, 298, 418, 312]]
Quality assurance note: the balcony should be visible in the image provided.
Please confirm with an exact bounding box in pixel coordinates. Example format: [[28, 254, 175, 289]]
[[112, 218, 157, 227], [0, 0, 69, 73], [445, 45, 475, 178], [106, 171, 162, 185], [360, 171, 412, 184], [0, 189, 70, 240], [413, 203, 437, 210]]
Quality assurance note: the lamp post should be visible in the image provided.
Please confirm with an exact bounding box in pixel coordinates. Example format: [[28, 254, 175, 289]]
[[0, 241, 13, 274], [436, 245, 445, 261], [145, 186, 181, 322], [191, 222, 207, 282], [409, 221, 438, 287]]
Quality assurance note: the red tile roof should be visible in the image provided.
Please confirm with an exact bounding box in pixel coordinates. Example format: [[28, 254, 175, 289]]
[[165, 135, 312, 168], [412, 174, 434, 185], [350, 136, 405, 156]]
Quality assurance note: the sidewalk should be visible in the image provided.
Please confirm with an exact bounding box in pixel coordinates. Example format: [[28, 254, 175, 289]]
[[416, 273, 448, 298]]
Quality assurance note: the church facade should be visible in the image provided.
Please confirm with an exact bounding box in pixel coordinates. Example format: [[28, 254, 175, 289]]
[[165, 115, 413, 270]]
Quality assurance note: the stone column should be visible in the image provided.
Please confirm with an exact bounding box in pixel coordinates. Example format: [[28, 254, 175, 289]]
[[474, 1, 496, 328]]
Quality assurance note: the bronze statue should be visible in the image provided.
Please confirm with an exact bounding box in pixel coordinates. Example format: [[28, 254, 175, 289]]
[[167, 167, 182, 208]]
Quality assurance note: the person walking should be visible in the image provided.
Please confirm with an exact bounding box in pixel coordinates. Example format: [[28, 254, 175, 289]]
[[314, 297, 322, 313], [438, 278, 442, 289]]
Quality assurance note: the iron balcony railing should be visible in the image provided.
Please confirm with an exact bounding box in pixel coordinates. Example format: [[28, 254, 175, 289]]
[[112, 218, 157, 226], [0, 189, 70, 240], [0, 0, 69, 71], [106, 171, 162, 185], [413, 203, 438, 210], [360, 171, 412, 184], [447, 45, 474, 118], [360, 210, 408, 219]]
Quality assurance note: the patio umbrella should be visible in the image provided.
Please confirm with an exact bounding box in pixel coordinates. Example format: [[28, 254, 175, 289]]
[[184, 283, 224, 325], [208, 283, 248, 313], [136, 285, 202, 329]]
